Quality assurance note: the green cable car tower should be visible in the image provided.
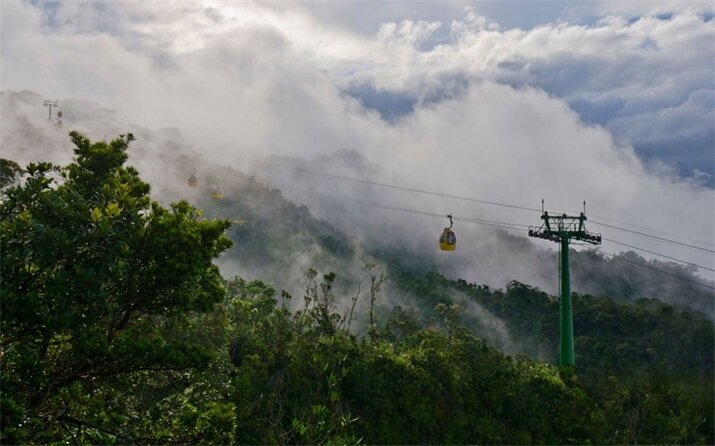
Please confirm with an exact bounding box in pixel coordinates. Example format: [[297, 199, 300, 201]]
[[529, 201, 601, 365]]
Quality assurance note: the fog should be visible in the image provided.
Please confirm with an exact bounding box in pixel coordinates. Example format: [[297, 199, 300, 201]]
[[1, 1, 713, 317]]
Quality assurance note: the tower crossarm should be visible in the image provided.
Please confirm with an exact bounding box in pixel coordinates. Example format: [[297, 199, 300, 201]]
[[528, 212, 601, 245]]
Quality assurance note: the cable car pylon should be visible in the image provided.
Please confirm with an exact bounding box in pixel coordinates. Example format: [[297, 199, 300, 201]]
[[528, 200, 601, 366]]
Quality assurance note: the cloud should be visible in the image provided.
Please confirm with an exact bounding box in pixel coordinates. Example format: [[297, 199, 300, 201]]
[[2, 0, 713, 293], [329, 10, 715, 178]]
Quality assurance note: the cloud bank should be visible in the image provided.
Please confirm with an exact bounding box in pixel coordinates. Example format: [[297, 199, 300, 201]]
[[1, 1, 713, 290]]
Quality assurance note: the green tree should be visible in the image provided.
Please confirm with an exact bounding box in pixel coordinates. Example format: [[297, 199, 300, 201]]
[[0, 159, 23, 189], [0, 132, 232, 442]]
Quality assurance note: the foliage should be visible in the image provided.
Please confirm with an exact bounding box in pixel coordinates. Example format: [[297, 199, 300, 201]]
[[0, 132, 231, 442], [2, 133, 712, 444], [391, 270, 714, 444], [175, 276, 595, 444], [0, 158, 23, 189], [104, 272, 711, 444]]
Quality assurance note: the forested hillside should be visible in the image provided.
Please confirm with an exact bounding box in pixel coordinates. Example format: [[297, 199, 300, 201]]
[[1, 133, 713, 444], [2, 90, 712, 317]]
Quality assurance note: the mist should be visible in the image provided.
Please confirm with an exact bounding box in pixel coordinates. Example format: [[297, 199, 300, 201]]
[[2, 1, 713, 320]]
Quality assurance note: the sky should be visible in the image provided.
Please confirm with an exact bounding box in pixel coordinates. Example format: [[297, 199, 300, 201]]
[[3, 0, 713, 179], [1, 0, 714, 286]]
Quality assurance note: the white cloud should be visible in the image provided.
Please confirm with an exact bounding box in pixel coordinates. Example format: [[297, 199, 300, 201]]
[[334, 9, 714, 178], [1, 0, 713, 290]]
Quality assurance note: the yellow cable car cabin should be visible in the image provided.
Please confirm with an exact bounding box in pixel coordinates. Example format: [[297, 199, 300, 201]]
[[439, 214, 456, 251], [439, 228, 456, 251], [188, 172, 197, 187], [211, 185, 224, 200]]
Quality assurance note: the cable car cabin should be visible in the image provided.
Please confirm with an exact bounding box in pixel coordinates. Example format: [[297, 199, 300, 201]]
[[211, 185, 224, 200], [439, 228, 456, 251], [439, 214, 456, 251], [188, 173, 197, 187]]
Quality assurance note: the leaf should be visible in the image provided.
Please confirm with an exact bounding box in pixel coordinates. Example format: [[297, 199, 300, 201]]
[[105, 202, 122, 218], [90, 207, 102, 223]]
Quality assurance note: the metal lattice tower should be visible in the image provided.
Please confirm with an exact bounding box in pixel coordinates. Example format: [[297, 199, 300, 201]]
[[528, 201, 601, 365]]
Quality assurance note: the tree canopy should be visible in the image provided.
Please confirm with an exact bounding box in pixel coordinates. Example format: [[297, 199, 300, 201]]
[[0, 132, 231, 442]]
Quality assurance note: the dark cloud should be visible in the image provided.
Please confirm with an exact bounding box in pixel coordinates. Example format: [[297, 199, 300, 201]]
[[345, 84, 416, 122]]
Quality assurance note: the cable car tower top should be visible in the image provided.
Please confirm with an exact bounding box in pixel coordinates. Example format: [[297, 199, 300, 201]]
[[528, 200, 601, 366], [43, 100, 58, 121], [529, 200, 601, 245]]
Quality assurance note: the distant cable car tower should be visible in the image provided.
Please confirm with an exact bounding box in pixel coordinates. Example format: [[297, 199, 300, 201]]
[[529, 200, 601, 366], [43, 100, 58, 120]]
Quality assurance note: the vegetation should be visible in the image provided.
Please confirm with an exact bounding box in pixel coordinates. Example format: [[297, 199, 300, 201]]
[[393, 272, 714, 444], [0, 133, 231, 442], [1, 133, 712, 444]]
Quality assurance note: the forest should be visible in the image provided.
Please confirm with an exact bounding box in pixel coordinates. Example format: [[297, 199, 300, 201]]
[[1, 133, 713, 444]]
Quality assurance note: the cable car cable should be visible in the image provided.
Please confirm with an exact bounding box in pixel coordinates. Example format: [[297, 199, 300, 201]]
[[366, 201, 713, 272], [198, 148, 542, 212], [200, 167, 715, 272], [591, 220, 715, 253], [597, 251, 715, 291], [200, 166, 715, 290], [169, 146, 713, 252], [589, 213, 714, 248], [198, 148, 714, 252], [143, 147, 715, 270], [352, 200, 715, 286], [602, 237, 715, 272], [352, 201, 529, 232]]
